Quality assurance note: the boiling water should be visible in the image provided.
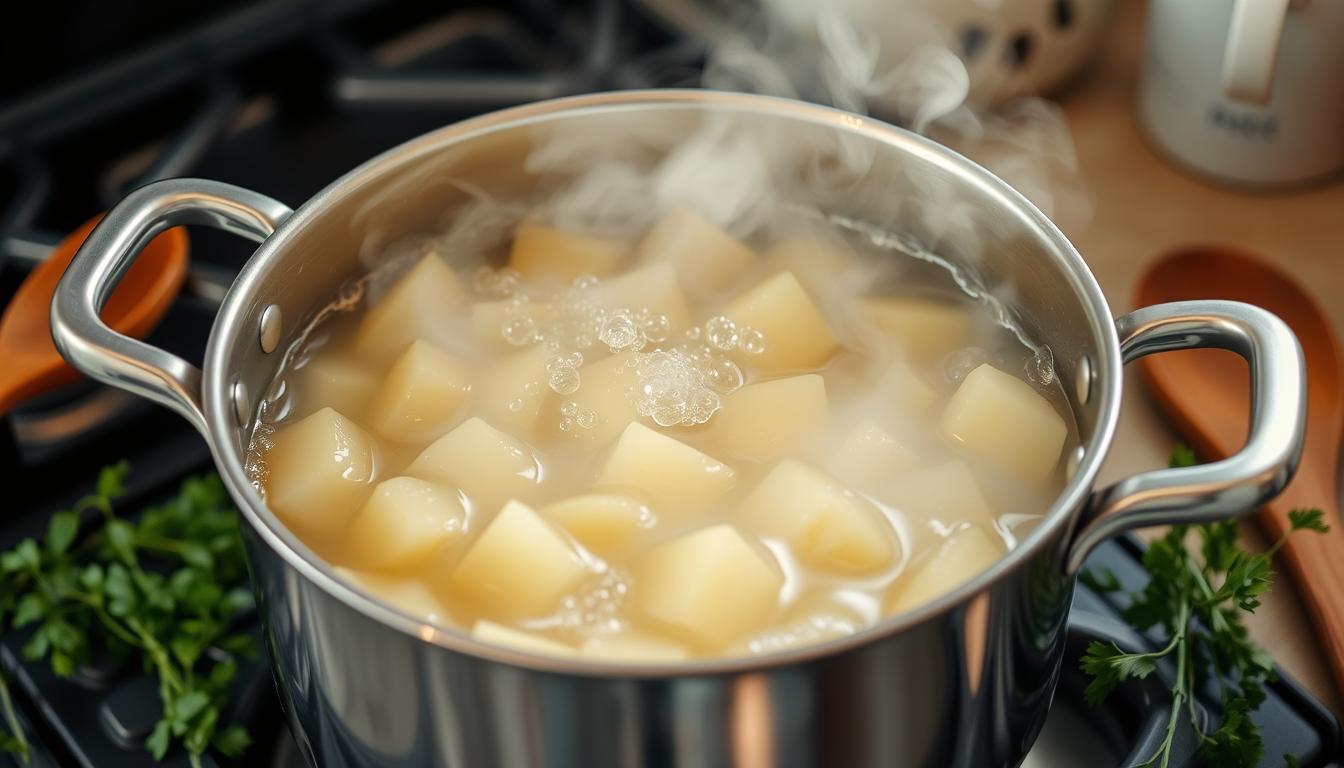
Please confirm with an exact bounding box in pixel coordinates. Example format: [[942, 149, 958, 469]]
[[247, 210, 1078, 660]]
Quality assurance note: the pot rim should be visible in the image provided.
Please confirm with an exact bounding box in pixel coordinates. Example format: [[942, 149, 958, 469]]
[[203, 89, 1123, 678]]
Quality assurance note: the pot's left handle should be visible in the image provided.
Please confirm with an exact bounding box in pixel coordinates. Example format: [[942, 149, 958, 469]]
[[51, 179, 293, 437], [1064, 300, 1305, 574]]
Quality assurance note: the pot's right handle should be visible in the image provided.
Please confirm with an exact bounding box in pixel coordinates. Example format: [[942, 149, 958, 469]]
[[51, 178, 293, 437], [1064, 300, 1305, 575]]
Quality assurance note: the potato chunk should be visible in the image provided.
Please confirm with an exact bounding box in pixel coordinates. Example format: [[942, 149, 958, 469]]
[[474, 344, 552, 433], [291, 352, 377, 419], [407, 418, 542, 510], [472, 620, 575, 657], [470, 300, 556, 350], [710, 374, 827, 462], [353, 255, 467, 363], [828, 420, 919, 490], [367, 341, 471, 444], [542, 494, 653, 557], [580, 630, 689, 663], [635, 205, 755, 292], [721, 272, 839, 373], [338, 568, 452, 625], [941, 363, 1067, 484], [548, 351, 640, 445], [508, 222, 626, 281], [346, 477, 466, 570], [737, 460, 894, 574], [596, 423, 736, 511], [632, 525, 782, 648], [887, 460, 996, 531], [886, 525, 1003, 614], [863, 297, 975, 361], [596, 263, 692, 331], [265, 408, 377, 538], [448, 500, 591, 616]]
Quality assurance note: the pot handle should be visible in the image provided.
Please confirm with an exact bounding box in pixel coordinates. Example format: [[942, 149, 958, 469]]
[[50, 178, 293, 437], [1064, 300, 1305, 575]]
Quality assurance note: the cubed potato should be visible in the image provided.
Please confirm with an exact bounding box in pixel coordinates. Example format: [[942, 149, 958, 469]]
[[474, 344, 552, 433], [721, 272, 839, 373], [737, 460, 894, 574], [632, 525, 783, 648], [508, 222, 626, 281], [941, 363, 1068, 485], [886, 525, 1004, 614], [863, 297, 975, 361], [596, 263, 692, 332], [886, 460, 996, 531], [767, 235, 855, 278], [291, 351, 377, 419], [828, 420, 919, 490], [635, 205, 756, 292], [596, 423, 736, 511], [733, 590, 866, 655], [338, 568, 452, 625], [876, 358, 941, 415], [709, 374, 827, 462], [353, 255, 467, 363], [542, 494, 653, 557], [367, 340, 472, 444], [470, 300, 556, 350], [448, 500, 591, 616], [406, 418, 542, 510], [580, 630, 689, 663], [472, 620, 576, 657], [346, 477, 466, 571], [548, 351, 640, 445], [265, 408, 377, 538]]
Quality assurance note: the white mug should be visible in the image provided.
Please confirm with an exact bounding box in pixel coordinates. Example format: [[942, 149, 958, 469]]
[[1140, 0, 1344, 188]]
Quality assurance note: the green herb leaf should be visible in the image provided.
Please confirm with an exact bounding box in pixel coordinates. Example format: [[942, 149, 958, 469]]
[[0, 463, 252, 763], [1080, 443, 1331, 768], [1288, 508, 1329, 533], [1079, 567, 1122, 594], [45, 511, 79, 555], [1170, 443, 1198, 469]]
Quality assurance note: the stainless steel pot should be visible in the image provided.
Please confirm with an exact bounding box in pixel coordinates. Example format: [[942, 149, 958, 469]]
[[50, 90, 1305, 768]]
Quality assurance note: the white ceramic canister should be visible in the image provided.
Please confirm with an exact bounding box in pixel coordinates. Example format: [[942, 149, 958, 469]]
[[1140, 0, 1344, 188]]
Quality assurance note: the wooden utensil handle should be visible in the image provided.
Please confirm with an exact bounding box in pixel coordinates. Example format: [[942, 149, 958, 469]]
[[1262, 502, 1344, 701]]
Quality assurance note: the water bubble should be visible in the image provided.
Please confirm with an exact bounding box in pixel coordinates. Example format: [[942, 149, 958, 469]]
[[559, 416, 575, 432], [523, 381, 541, 396], [507, 398, 525, 413], [496, 268, 521, 298], [1026, 348, 1056, 386], [599, 311, 641, 352], [502, 316, 537, 346], [560, 400, 579, 417], [576, 409, 596, 429], [642, 313, 671, 343], [705, 357, 743, 393], [549, 365, 581, 395], [739, 327, 766, 355], [572, 274, 600, 290], [705, 316, 739, 351], [685, 326, 702, 341]]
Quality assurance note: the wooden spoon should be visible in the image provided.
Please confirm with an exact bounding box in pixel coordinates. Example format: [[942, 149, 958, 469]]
[[0, 216, 188, 415], [1136, 244, 1344, 702]]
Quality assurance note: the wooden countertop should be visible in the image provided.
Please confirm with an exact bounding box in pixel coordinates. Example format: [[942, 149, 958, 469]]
[[1056, 0, 1344, 716]]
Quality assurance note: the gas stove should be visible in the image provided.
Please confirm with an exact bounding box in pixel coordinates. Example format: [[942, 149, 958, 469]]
[[1, 2, 1339, 766]]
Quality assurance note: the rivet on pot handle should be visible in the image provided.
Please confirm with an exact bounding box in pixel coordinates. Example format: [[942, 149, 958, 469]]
[[1064, 299, 1306, 575], [51, 179, 293, 437]]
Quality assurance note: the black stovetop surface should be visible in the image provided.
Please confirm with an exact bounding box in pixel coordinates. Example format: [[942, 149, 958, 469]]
[[1, 1, 1340, 766]]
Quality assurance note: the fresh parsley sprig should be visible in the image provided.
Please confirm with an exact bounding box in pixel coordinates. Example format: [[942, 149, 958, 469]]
[[1080, 445, 1329, 768], [0, 462, 255, 767]]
